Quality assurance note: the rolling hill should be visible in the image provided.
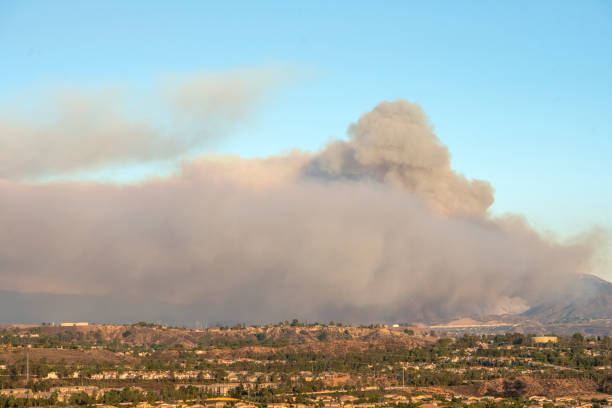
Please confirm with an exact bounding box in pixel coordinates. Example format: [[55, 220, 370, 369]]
[[522, 274, 612, 323]]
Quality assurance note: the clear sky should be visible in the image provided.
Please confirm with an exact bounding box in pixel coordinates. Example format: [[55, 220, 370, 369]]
[[1, 0, 611, 277]]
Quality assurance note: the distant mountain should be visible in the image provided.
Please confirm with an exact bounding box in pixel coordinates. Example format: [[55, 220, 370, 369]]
[[522, 274, 612, 323]]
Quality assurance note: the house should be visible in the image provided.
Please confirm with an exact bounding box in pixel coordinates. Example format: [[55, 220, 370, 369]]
[[118, 371, 139, 380], [532, 336, 558, 344], [0, 389, 32, 398], [91, 371, 118, 380], [205, 397, 238, 408], [235, 403, 257, 408], [142, 371, 171, 380], [173, 370, 200, 380], [51, 385, 99, 402], [226, 372, 240, 382], [204, 383, 240, 396], [340, 396, 359, 403]]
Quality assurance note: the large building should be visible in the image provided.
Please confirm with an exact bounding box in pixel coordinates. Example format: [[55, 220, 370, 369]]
[[532, 336, 558, 344]]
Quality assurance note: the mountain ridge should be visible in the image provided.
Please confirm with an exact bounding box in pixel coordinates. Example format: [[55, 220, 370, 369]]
[[521, 273, 612, 323]]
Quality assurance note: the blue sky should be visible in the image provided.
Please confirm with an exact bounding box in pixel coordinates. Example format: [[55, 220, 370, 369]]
[[1, 0, 611, 275]]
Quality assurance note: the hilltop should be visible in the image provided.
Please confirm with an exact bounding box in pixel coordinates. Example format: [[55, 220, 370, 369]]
[[522, 273, 612, 322], [0, 323, 429, 352]]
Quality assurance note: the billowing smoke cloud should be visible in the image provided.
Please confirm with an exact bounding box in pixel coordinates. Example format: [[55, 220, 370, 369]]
[[0, 100, 600, 324], [302, 101, 494, 217], [0, 67, 288, 181]]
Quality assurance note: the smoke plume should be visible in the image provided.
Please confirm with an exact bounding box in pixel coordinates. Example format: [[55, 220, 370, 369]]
[[302, 101, 494, 217], [0, 99, 600, 324], [0, 67, 287, 181]]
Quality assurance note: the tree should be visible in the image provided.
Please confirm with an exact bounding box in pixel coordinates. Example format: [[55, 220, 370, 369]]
[[571, 333, 585, 348]]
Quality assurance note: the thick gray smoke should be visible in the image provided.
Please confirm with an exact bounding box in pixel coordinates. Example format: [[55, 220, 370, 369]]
[[302, 101, 494, 217], [0, 100, 599, 324]]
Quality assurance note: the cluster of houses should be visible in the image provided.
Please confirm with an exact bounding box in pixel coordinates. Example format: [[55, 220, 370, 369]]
[[0, 385, 118, 402], [86, 370, 286, 384], [89, 370, 215, 381], [37, 369, 320, 385], [2, 386, 612, 407]]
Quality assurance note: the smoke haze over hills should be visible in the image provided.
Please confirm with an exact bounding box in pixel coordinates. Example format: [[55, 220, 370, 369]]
[[0, 98, 607, 324]]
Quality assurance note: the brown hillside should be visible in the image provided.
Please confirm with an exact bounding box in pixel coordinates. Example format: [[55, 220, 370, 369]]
[[0, 347, 135, 364], [18, 324, 426, 350], [462, 376, 599, 398]]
